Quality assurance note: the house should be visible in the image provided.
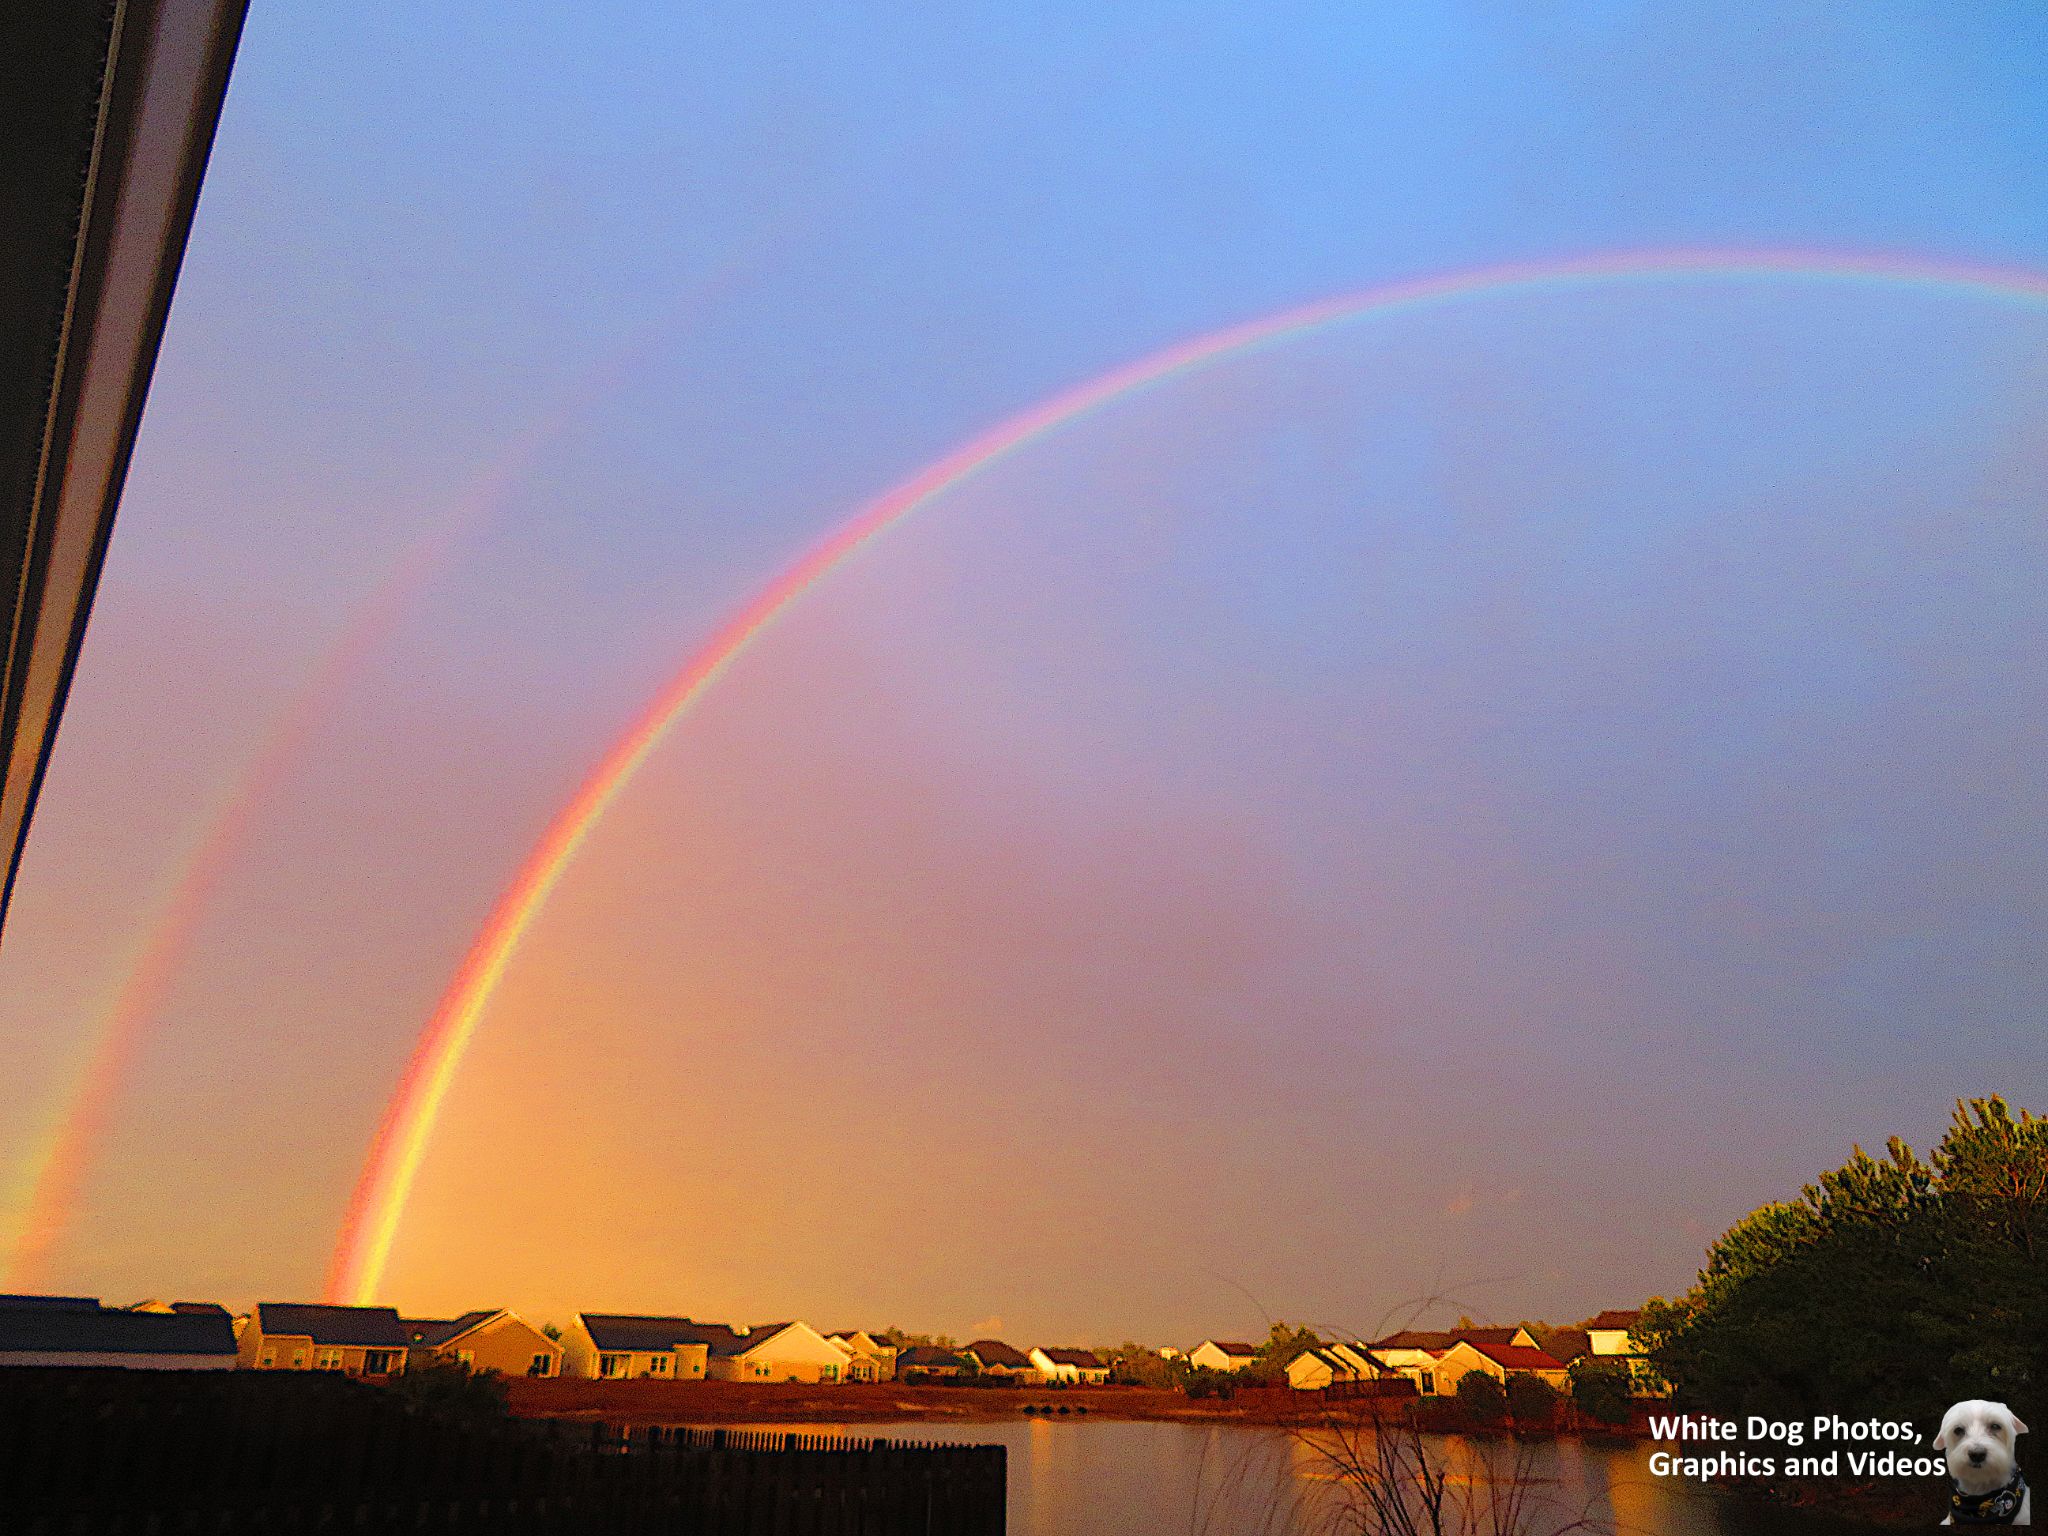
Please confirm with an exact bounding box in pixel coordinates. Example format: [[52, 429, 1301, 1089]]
[[1029, 1347, 1109, 1385], [127, 1299, 232, 1317], [0, 1294, 236, 1369], [1283, 1342, 1394, 1391], [404, 1309, 562, 1377], [1367, 1327, 1541, 1395], [704, 1322, 851, 1383], [1534, 1327, 1591, 1369], [1585, 1310, 1642, 1359], [896, 1345, 974, 1380], [1584, 1308, 1664, 1394], [824, 1331, 898, 1382], [1430, 1339, 1568, 1396], [1188, 1340, 1260, 1373], [238, 1303, 408, 1375], [1284, 1348, 1348, 1390], [963, 1339, 1039, 1380], [561, 1314, 713, 1379]]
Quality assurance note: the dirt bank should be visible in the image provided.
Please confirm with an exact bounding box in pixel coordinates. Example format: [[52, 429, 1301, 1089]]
[[506, 1378, 1316, 1427]]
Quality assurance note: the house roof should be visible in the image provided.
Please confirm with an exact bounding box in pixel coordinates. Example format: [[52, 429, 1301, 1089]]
[[0, 1301, 235, 1356], [1586, 1309, 1641, 1331], [897, 1345, 971, 1369], [256, 1303, 409, 1348], [0, 1294, 100, 1310], [1037, 1347, 1105, 1368], [721, 1323, 800, 1359], [579, 1314, 745, 1354], [1461, 1341, 1565, 1372], [1200, 1340, 1261, 1356], [1373, 1326, 1523, 1353], [1539, 1328, 1592, 1364], [405, 1310, 500, 1348], [965, 1339, 1032, 1369], [169, 1301, 230, 1316]]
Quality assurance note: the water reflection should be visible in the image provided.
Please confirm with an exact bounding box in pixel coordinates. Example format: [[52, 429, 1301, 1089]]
[[734, 1420, 1880, 1535]]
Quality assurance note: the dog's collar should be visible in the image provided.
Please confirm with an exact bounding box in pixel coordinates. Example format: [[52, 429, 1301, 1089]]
[[1950, 1469, 2027, 1525]]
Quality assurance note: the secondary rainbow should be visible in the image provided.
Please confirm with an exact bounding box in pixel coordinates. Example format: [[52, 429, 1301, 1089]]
[[2, 255, 767, 1287], [326, 247, 2048, 1303]]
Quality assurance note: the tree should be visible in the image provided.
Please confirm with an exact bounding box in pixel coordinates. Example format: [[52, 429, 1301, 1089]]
[[1640, 1097, 2046, 1426], [1504, 1372, 1559, 1425], [1567, 1359, 1632, 1427], [1455, 1370, 1508, 1426]]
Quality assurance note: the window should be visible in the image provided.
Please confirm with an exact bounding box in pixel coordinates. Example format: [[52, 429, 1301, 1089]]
[[362, 1350, 399, 1374], [316, 1349, 343, 1371], [259, 1351, 276, 1369], [529, 1353, 553, 1377], [291, 1350, 307, 1369], [1420, 1372, 1436, 1396], [599, 1353, 628, 1378], [649, 1354, 671, 1376]]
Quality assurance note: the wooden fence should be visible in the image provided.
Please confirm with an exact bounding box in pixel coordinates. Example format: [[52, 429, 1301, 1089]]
[[0, 1369, 1004, 1535]]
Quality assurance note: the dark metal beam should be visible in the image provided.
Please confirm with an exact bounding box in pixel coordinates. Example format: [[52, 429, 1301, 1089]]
[[0, 0, 250, 934]]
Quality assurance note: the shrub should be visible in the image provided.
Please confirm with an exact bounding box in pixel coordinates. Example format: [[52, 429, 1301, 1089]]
[[1453, 1370, 1508, 1426], [1568, 1359, 1633, 1427], [1504, 1371, 1559, 1425], [385, 1358, 508, 1424]]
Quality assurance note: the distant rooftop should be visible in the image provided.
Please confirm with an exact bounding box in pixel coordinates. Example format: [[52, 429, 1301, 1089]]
[[256, 1302, 409, 1349], [0, 1300, 234, 1357]]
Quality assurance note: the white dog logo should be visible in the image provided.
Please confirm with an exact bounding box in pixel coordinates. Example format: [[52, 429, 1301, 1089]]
[[1938, 1399, 2030, 1525]]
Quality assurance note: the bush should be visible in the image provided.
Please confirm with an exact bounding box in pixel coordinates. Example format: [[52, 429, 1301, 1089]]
[[1504, 1372, 1559, 1424], [384, 1358, 508, 1424], [1183, 1367, 1237, 1400], [1454, 1371, 1508, 1426], [1568, 1360, 1633, 1427]]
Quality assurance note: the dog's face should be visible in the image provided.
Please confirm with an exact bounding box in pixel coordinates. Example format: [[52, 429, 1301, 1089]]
[[1935, 1399, 2028, 1494]]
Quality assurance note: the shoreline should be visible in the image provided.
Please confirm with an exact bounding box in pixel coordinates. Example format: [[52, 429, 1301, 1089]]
[[504, 1378, 1652, 1438]]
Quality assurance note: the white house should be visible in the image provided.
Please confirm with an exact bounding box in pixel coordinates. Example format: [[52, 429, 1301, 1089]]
[[404, 1309, 562, 1377], [238, 1303, 409, 1376], [1188, 1340, 1260, 1373], [1368, 1327, 1540, 1395], [562, 1314, 713, 1380], [0, 1295, 236, 1369], [825, 1330, 898, 1381], [1029, 1347, 1109, 1384], [1283, 1342, 1393, 1391], [1585, 1310, 1641, 1359], [1431, 1339, 1569, 1395], [706, 1322, 852, 1383], [1584, 1308, 1663, 1394], [963, 1339, 1040, 1380]]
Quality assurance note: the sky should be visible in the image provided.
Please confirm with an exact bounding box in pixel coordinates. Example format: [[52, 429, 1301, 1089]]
[[2, 0, 2047, 1344]]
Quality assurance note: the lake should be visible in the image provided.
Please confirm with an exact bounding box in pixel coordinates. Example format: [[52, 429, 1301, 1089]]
[[738, 1419, 1895, 1534]]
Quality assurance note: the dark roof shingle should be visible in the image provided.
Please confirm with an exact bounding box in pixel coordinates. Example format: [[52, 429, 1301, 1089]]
[[256, 1303, 409, 1348], [964, 1339, 1031, 1369], [0, 1303, 234, 1356], [405, 1310, 498, 1348], [1037, 1347, 1105, 1368], [579, 1314, 764, 1355]]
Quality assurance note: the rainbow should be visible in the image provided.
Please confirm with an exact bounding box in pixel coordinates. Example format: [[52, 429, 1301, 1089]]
[[317, 246, 2048, 1303], [1, 254, 770, 1288]]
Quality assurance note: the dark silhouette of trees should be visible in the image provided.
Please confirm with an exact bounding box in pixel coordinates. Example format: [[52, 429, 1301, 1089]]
[[1638, 1096, 2046, 1426]]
